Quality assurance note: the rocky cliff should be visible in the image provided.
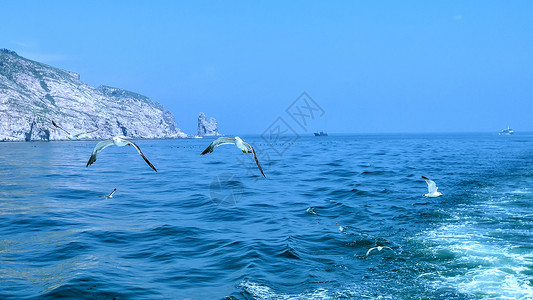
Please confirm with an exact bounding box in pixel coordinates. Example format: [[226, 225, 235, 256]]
[[197, 112, 221, 137], [0, 49, 187, 141]]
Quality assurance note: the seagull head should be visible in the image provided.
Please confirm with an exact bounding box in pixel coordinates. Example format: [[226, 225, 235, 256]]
[[235, 136, 242, 141]]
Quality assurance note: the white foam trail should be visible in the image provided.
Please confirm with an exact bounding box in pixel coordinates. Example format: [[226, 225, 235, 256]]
[[240, 281, 365, 300], [507, 188, 531, 194], [241, 281, 332, 300], [417, 204, 533, 299]]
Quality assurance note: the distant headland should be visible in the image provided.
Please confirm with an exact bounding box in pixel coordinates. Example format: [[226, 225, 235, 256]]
[[0, 48, 187, 141]]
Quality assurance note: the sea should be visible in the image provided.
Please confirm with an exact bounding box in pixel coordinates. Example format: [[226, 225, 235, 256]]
[[0, 134, 532, 299]]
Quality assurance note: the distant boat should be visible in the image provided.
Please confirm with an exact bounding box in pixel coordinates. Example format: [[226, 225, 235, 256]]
[[499, 126, 514, 135], [314, 131, 328, 136]]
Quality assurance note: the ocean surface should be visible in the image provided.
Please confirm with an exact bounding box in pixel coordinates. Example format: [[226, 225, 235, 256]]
[[1, 134, 532, 299]]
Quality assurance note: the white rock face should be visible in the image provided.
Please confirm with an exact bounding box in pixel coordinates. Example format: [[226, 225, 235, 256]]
[[197, 112, 221, 137], [0, 49, 187, 141]]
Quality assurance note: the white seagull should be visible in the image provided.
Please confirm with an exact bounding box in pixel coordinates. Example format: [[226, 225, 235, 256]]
[[422, 176, 443, 198], [201, 137, 265, 177], [52, 120, 98, 141], [365, 246, 395, 258], [104, 188, 117, 199], [336, 222, 358, 235], [306, 207, 318, 215], [86, 136, 157, 172]]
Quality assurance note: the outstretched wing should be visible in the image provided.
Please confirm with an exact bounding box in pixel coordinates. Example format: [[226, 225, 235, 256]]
[[243, 141, 266, 178], [201, 137, 236, 155], [421, 176, 437, 193], [382, 246, 395, 252], [86, 139, 114, 167], [108, 188, 116, 197], [365, 247, 377, 257], [52, 120, 71, 135], [74, 128, 99, 138], [124, 139, 157, 172]]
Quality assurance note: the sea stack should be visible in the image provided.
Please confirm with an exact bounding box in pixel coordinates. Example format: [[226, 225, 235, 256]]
[[197, 112, 221, 137]]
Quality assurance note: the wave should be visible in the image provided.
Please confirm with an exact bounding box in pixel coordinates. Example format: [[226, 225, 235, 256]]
[[240, 281, 362, 300]]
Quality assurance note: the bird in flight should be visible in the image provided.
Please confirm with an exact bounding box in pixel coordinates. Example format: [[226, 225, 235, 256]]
[[52, 120, 98, 140], [103, 188, 117, 199], [421, 176, 443, 198], [86, 136, 157, 172], [365, 246, 395, 258], [201, 137, 265, 177], [306, 207, 318, 215]]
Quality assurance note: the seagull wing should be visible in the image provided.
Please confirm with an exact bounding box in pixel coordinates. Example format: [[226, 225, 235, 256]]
[[201, 137, 236, 155], [108, 188, 116, 197], [86, 139, 114, 167], [365, 247, 376, 257], [243, 141, 266, 178], [52, 120, 71, 135], [422, 176, 437, 193], [74, 128, 99, 138], [382, 246, 395, 253], [124, 139, 158, 172], [85, 128, 99, 134]]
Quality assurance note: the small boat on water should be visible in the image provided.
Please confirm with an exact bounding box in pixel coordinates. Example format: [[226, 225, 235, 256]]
[[499, 126, 514, 135], [314, 131, 328, 136]]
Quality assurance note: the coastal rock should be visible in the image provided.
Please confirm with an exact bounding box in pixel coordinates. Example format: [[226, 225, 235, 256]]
[[197, 112, 221, 137], [0, 48, 187, 141]]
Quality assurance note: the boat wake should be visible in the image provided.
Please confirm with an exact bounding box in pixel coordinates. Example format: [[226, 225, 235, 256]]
[[414, 186, 533, 299]]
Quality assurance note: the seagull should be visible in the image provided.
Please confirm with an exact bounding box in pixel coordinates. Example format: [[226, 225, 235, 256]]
[[365, 246, 395, 258], [104, 188, 116, 199], [421, 176, 443, 198], [86, 136, 157, 172], [52, 120, 98, 141], [336, 222, 358, 235], [306, 207, 318, 215], [201, 137, 265, 177]]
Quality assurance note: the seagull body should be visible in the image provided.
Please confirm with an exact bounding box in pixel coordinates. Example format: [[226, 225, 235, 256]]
[[422, 176, 443, 198], [365, 246, 395, 258], [201, 136, 265, 177], [306, 207, 318, 215], [104, 188, 117, 199], [52, 120, 98, 141], [86, 136, 157, 172], [336, 222, 358, 235]]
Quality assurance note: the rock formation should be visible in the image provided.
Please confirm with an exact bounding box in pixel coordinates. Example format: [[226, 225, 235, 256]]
[[197, 112, 221, 137], [0, 48, 187, 141]]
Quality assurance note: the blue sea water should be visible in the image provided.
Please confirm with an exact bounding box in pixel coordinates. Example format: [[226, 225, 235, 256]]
[[0, 134, 532, 299]]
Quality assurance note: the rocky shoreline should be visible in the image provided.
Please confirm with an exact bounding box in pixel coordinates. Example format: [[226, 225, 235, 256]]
[[0, 49, 187, 142]]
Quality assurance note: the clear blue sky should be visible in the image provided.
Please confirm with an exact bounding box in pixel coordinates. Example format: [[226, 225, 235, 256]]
[[2, 1, 532, 134]]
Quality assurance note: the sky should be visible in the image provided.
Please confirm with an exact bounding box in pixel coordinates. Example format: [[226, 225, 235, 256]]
[[1, 1, 533, 135]]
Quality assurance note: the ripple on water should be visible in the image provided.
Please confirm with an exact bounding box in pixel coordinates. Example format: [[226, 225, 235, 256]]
[[1, 135, 533, 299]]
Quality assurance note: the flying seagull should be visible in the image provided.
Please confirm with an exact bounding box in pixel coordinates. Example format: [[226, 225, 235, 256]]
[[336, 222, 358, 235], [201, 137, 265, 177], [421, 176, 443, 198], [103, 188, 117, 199], [52, 120, 98, 141], [306, 207, 319, 215], [86, 136, 157, 172], [365, 246, 395, 258]]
